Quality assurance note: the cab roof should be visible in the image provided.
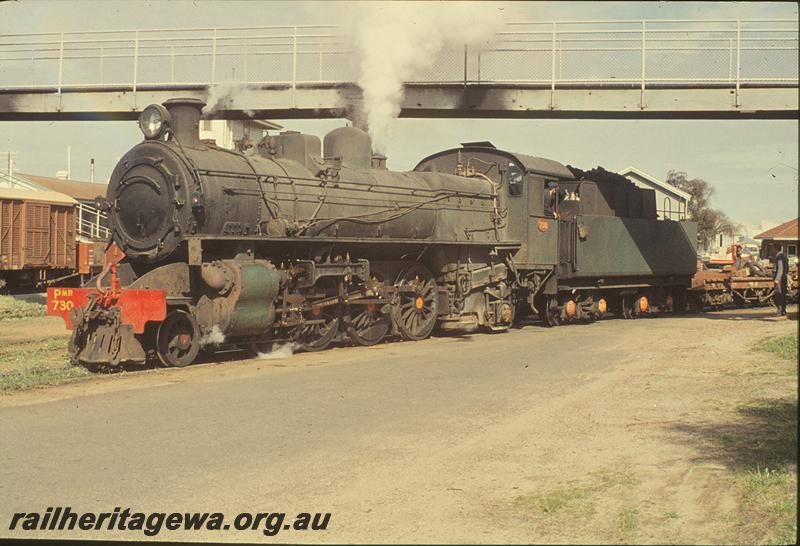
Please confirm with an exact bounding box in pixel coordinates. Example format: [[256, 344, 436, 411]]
[[416, 143, 575, 180]]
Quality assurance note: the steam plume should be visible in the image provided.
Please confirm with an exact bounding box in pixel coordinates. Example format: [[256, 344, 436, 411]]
[[257, 342, 298, 360], [203, 82, 257, 117], [351, 2, 504, 152], [200, 325, 225, 346]]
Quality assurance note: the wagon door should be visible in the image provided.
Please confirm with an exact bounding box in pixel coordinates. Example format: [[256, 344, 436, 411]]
[[50, 204, 76, 269], [1, 199, 24, 269], [25, 202, 51, 267], [0, 198, 11, 270]]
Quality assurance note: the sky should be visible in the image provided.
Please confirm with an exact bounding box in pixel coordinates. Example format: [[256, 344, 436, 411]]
[[0, 0, 798, 235]]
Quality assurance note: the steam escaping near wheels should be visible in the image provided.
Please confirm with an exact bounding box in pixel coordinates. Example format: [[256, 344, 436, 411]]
[[257, 343, 298, 361], [200, 325, 226, 347]]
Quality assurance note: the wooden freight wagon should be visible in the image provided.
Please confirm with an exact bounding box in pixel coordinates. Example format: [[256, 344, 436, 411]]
[[0, 187, 79, 289]]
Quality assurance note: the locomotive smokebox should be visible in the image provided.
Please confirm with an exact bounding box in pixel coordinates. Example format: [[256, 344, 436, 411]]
[[324, 126, 372, 169], [163, 98, 206, 146]]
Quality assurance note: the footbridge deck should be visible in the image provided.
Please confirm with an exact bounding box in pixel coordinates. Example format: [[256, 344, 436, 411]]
[[1, 19, 796, 120]]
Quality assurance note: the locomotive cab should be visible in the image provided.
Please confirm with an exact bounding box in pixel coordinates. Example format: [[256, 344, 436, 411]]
[[414, 144, 574, 267]]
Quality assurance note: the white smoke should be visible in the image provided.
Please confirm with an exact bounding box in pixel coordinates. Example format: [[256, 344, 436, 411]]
[[350, 2, 505, 152], [257, 342, 298, 360], [204, 82, 238, 115], [203, 82, 257, 116], [200, 325, 226, 346]]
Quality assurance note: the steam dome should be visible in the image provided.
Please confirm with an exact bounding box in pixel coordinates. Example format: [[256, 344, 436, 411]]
[[323, 126, 372, 169]]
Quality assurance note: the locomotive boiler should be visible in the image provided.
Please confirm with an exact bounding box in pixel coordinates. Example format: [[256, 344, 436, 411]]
[[109, 99, 498, 264], [47, 97, 698, 369]]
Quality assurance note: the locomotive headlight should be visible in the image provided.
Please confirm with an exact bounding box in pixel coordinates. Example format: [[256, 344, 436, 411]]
[[138, 104, 171, 139]]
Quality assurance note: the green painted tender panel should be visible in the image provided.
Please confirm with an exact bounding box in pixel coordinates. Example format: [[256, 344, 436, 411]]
[[573, 216, 697, 277]]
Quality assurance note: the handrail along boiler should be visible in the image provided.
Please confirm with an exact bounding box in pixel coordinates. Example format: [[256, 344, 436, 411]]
[[47, 98, 698, 368]]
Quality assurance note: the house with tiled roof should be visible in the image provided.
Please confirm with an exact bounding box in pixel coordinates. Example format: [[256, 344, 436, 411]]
[[754, 218, 799, 261]]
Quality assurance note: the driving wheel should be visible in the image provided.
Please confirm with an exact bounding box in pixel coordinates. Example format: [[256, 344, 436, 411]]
[[393, 264, 439, 341], [294, 305, 340, 352], [348, 302, 391, 346]]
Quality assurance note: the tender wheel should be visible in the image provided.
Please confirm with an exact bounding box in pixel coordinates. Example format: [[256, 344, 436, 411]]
[[347, 303, 391, 346], [672, 287, 687, 315], [156, 309, 200, 367], [294, 305, 340, 352], [688, 293, 704, 313], [393, 264, 439, 341], [621, 295, 635, 319], [538, 295, 560, 327]]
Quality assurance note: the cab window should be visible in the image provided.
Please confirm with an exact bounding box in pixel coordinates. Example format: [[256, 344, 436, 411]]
[[506, 163, 524, 196], [543, 179, 559, 217]]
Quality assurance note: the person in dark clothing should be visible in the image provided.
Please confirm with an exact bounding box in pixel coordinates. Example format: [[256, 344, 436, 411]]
[[773, 248, 790, 316], [544, 181, 560, 219]]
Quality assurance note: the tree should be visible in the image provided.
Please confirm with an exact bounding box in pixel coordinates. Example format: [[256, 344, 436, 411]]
[[667, 170, 741, 250]]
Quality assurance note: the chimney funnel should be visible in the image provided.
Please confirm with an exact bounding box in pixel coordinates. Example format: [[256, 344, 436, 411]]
[[163, 98, 206, 146]]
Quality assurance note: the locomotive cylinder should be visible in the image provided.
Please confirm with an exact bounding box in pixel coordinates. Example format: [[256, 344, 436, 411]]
[[195, 259, 283, 338]]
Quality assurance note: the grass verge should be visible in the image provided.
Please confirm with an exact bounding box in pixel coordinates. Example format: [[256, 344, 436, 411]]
[[618, 508, 639, 535], [707, 397, 798, 544], [712, 398, 798, 544], [754, 334, 798, 362], [512, 469, 641, 540], [0, 335, 90, 392], [0, 364, 90, 392], [514, 483, 594, 516], [0, 295, 46, 321], [732, 466, 797, 545]]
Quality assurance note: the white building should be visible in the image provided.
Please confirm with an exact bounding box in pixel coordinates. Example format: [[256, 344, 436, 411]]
[[618, 166, 692, 221]]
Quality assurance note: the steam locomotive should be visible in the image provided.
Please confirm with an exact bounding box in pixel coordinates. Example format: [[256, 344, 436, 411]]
[[47, 98, 698, 368]]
